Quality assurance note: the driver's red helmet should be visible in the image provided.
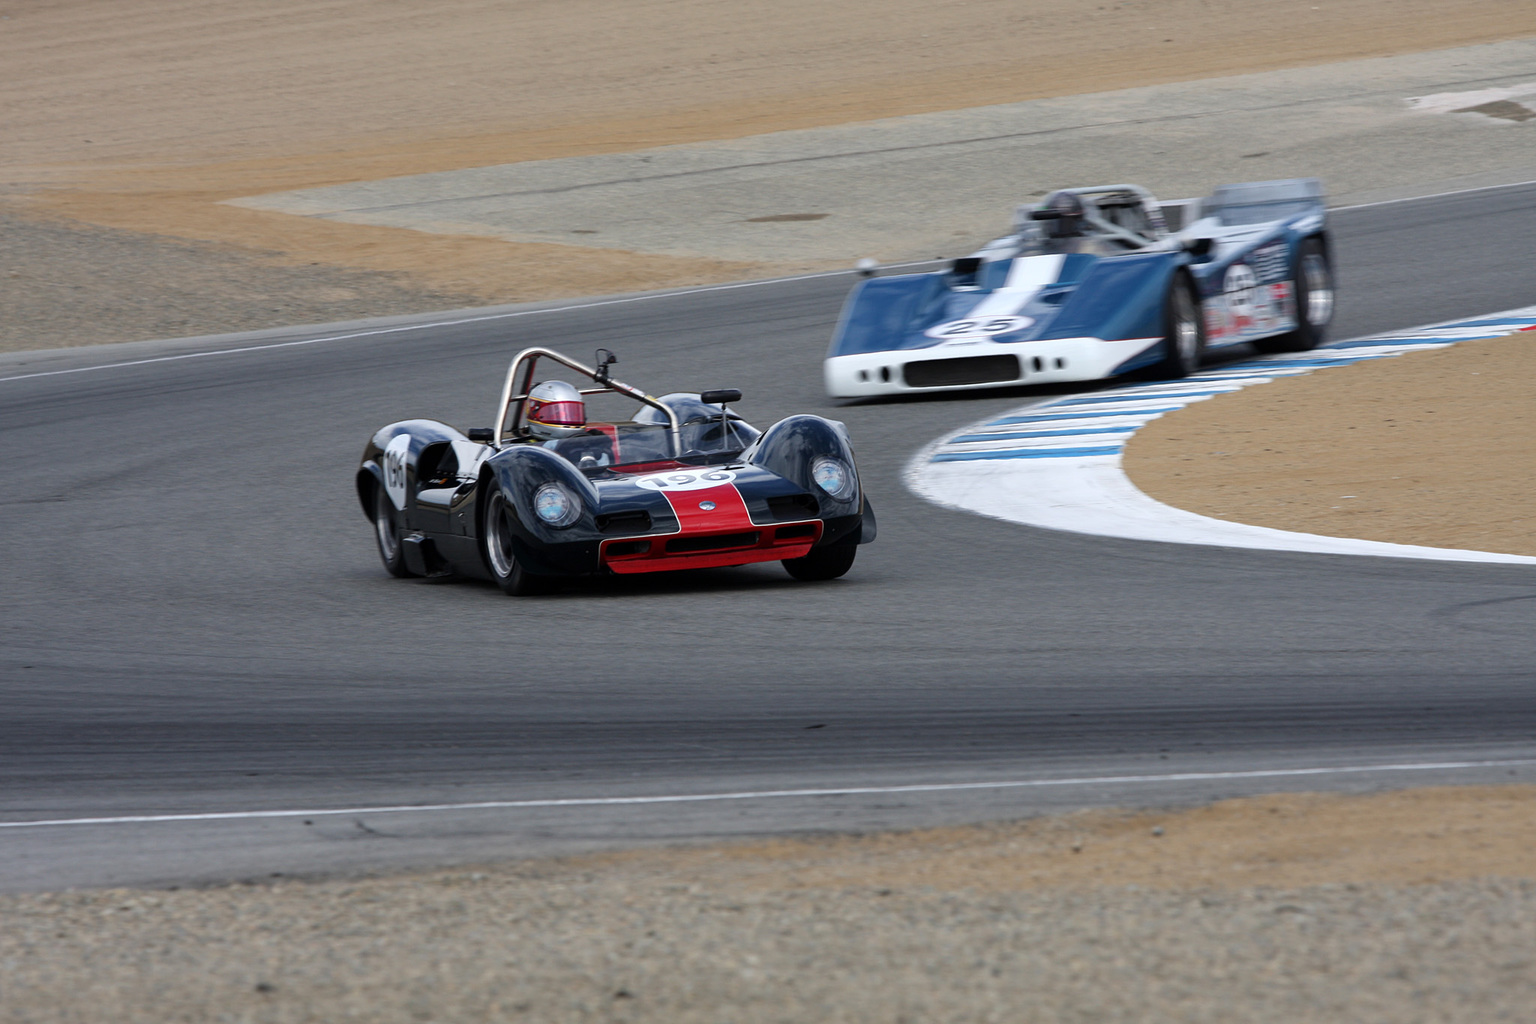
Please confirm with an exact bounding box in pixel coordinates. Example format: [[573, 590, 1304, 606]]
[[526, 380, 586, 439]]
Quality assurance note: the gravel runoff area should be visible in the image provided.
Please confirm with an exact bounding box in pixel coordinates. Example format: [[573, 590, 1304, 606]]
[[0, 210, 486, 353], [5, 787, 1536, 1023], [1127, 331, 1536, 558], [6, 1, 1536, 354]]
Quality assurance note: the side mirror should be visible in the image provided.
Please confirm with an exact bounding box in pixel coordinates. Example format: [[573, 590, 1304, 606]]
[[466, 427, 495, 443], [855, 257, 879, 278], [700, 389, 743, 406], [594, 348, 618, 384], [1182, 236, 1214, 257]]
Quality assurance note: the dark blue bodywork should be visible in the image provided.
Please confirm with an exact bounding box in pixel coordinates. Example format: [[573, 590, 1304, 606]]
[[827, 178, 1330, 383]]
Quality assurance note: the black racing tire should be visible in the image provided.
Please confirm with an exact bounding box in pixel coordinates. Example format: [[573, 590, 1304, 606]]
[[1157, 274, 1205, 378], [782, 537, 858, 581], [1253, 237, 1333, 353], [372, 487, 416, 578], [480, 488, 553, 596]]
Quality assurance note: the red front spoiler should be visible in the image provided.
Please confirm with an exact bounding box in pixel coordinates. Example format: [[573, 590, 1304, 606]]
[[601, 521, 822, 574]]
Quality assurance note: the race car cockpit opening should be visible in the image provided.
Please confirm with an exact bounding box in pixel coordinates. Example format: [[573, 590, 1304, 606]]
[[1019, 187, 1165, 256], [539, 393, 762, 471], [635, 393, 761, 458]]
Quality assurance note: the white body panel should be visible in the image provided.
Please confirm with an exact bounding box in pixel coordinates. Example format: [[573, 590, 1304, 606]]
[[824, 335, 1161, 398]]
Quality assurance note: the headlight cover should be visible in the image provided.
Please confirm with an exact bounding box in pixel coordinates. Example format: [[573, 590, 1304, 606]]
[[533, 482, 581, 527], [811, 456, 856, 502]]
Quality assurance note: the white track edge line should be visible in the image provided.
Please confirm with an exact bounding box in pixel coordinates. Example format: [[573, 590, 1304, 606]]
[[1333, 175, 1536, 212], [0, 262, 944, 386], [6, 179, 1535, 387], [5, 759, 1533, 830]]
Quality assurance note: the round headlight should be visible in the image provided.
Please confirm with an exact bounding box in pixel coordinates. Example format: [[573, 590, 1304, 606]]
[[533, 482, 580, 527], [811, 456, 855, 501]]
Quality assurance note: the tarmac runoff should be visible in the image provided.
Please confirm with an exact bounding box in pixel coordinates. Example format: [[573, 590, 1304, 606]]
[[228, 38, 1536, 267], [907, 309, 1536, 566]]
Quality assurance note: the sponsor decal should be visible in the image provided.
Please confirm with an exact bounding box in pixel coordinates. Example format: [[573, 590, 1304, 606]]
[[383, 433, 411, 510], [634, 468, 738, 492], [1216, 263, 1296, 340], [1250, 240, 1291, 284], [1223, 262, 1258, 322], [923, 315, 1034, 340], [1204, 307, 1231, 341]]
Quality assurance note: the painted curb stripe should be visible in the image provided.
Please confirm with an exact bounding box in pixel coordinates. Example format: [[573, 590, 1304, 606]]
[[928, 315, 1534, 464], [989, 407, 1185, 424], [914, 305, 1536, 563], [933, 446, 1123, 461], [951, 426, 1140, 443], [1053, 388, 1237, 406], [1441, 317, 1536, 328]]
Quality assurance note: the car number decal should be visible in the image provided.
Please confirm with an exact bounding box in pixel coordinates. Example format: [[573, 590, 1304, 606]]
[[923, 315, 1033, 340], [1223, 263, 1258, 315], [633, 469, 738, 492], [383, 433, 411, 510]]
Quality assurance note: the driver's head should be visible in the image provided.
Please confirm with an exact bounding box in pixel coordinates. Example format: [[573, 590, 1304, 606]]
[[526, 379, 586, 439], [1043, 191, 1086, 238]]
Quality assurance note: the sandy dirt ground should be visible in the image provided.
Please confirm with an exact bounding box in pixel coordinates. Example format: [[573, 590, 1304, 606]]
[[6, 0, 1536, 307], [3, 3, 1536, 1017], [1127, 329, 1536, 557], [4, 788, 1536, 1022]]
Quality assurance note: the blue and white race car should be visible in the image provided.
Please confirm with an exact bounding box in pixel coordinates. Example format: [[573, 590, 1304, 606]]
[[824, 178, 1333, 397]]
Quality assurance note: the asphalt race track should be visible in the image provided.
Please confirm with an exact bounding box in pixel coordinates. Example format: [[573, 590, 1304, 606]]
[[3, 183, 1535, 892]]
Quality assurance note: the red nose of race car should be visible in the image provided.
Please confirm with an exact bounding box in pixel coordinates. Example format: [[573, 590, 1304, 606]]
[[600, 478, 821, 573]]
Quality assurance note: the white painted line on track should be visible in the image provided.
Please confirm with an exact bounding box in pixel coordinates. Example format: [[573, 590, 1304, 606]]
[[3, 180, 1529, 389], [909, 309, 1536, 565], [1334, 175, 1536, 211], [0, 261, 936, 386], [5, 758, 1534, 830]]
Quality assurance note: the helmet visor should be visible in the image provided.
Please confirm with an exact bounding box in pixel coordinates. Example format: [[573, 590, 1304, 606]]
[[529, 399, 585, 427]]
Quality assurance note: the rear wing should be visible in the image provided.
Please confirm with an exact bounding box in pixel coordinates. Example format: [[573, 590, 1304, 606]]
[[1204, 177, 1325, 227], [1160, 177, 1325, 232]]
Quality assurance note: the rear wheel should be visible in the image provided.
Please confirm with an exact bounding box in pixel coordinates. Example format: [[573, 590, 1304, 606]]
[[783, 537, 858, 581], [372, 488, 415, 578], [1254, 238, 1332, 353], [481, 489, 552, 596], [1158, 275, 1205, 378]]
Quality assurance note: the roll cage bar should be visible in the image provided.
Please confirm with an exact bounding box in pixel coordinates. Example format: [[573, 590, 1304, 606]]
[[491, 348, 682, 455], [1018, 184, 1170, 250]]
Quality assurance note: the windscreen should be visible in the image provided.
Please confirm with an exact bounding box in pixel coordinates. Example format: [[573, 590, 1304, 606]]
[[538, 391, 759, 470]]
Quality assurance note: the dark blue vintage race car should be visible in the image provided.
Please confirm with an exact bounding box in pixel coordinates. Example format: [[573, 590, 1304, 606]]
[[358, 348, 874, 595], [825, 178, 1333, 397]]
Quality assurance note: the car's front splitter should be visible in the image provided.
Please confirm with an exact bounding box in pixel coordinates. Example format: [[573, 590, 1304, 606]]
[[824, 336, 1160, 397]]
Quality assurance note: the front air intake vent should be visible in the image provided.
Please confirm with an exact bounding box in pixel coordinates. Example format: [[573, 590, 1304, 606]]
[[767, 494, 819, 520], [903, 355, 1022, 388], [596, 510, 653, 534], [665, 531, 759, 554]]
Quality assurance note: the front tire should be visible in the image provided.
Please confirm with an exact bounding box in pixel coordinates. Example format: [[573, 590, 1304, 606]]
[[481, 489, 552, 596], [372, 488, 415, 578], [1158, 274, 1205, 378], [1254, 237, 1332, 353], [783, 537, 857, 581]]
